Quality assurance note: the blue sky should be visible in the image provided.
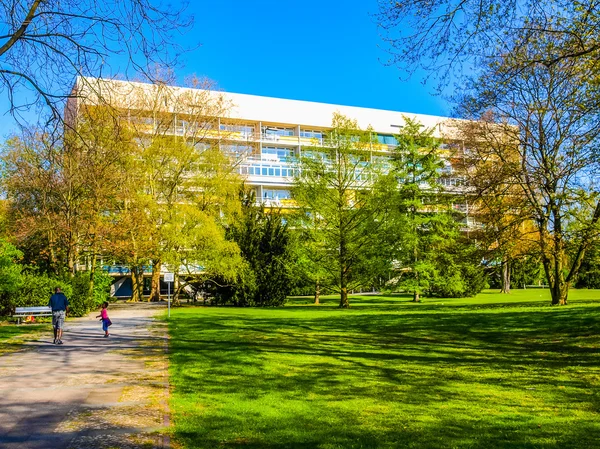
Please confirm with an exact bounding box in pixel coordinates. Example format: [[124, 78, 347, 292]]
[[183, 0, 448, 115], [0, 0, 450, 137]]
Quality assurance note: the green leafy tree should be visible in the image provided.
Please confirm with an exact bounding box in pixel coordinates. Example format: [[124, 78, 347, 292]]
[[575, 241, 600, 289], [288, 222, 332, 304], [18, 270, 71, 308], [0, 238, 23, 315], [384, 118, 484, 300], [111, 78, 239, 302], [292, 113, 388, 308], [1, 108, 131, 283]]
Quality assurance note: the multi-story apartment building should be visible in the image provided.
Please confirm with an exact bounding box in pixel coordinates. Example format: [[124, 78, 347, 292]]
[[68, 77, 467, 211], [67, 77, 471, 296]]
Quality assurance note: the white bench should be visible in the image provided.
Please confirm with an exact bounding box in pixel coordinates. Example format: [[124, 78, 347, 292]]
[[13, 306, 53, 324]]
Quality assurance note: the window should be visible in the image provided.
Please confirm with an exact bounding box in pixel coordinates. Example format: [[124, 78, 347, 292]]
[[376, 134, 398, 146], [439, 177, 464, 187], [262, 126, 295, 137], [222, 143, 253, 158], [220, 123, 255, 134], [238, 163, 294, 178], [263, 189, 291, 200], [262, 147, 294, 162], [304, 150, 329, 162], [300, 129, 324, 139], [193, 142, 211, 151]]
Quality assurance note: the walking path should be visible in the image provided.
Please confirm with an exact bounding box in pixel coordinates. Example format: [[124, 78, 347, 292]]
[[0, 302, 170, 449]]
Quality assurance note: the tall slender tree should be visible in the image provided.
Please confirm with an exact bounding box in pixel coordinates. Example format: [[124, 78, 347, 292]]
[[292, 113, 388, 308]]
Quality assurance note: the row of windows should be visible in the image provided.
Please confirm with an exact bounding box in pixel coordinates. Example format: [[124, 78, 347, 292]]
[[377, 134, 398, 146], [439, 177, 466, 187], [128, 115, 415, 148], [239, 165, 295, 177], [299, 129, 324, 139]]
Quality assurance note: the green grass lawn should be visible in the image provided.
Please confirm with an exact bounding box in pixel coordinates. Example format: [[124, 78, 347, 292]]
[[168, 290, 600, 448], [0, 323, 50, 355]]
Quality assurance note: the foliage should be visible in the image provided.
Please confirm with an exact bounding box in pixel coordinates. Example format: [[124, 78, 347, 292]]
[[383, 118, 485, 300], [575, 242, 600, 289], [486, 255, 545, 290], [455, 31, 600, 305], [378, 0, 600, 305], [287, 216, 336, 303], [14, 270, 72, 314], [210, 192, 294, 307], [69, 271, 103, 317], [292, 113, 389, 307], [105, 80, 241, 302], [1, 109, 132, 277], [0, 238, 23, 315], [1, 84, 243, 305], [1, 265, 109, 317]]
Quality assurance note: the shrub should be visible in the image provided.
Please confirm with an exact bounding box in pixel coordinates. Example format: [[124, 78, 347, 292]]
[[69, 271, 112, 317], [0, 239, 24, 315], [19, 271, 72, 308]]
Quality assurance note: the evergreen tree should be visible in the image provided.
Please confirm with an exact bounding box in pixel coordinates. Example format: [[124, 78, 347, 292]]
[[211, 191, 293, 306], [385, 118, 484, 300]]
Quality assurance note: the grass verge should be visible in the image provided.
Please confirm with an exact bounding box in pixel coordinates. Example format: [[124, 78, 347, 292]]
[[168, 290, 600, 448], [0, 323, 50, 355]]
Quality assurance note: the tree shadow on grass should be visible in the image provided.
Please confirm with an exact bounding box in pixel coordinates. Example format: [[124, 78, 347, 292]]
[[169, 305, 600, 448]]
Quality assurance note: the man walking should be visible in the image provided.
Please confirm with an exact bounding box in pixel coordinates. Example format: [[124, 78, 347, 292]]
[[48, 287, 69, 345]]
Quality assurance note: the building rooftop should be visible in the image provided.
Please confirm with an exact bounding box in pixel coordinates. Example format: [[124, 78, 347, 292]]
[[73, 76, 453, 136]]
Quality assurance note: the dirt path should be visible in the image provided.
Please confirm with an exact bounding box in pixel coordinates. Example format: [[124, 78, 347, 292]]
[[0, 302, 170, 449]]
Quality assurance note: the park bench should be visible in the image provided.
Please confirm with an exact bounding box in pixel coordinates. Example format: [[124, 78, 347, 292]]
[[523, 284, 549, 289], [13, 306, 53, 324]]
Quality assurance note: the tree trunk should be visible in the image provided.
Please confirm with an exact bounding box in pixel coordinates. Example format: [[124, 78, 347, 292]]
[[48, 229, 59, 275], [88, 253, 97, 299], [501, 257, 511, 293], [173, 271, 181, 306], [338, 231, 350, 308], [549, 269, 569, 305], [339, 286, 349, 308], [67, 244, 76, 277], [413, 267, 421, 302], [314, 279, 320, 305], [131, 265, 144, 302], [149, 260, 162, 302], [542, 249, 568, 305]]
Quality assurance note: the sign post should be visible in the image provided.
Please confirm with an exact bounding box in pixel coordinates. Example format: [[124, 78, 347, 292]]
[[164, 272, 175, 317]]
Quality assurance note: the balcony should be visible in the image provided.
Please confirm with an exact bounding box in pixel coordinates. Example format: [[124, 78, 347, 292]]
[[261, 197, 296, 208]]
